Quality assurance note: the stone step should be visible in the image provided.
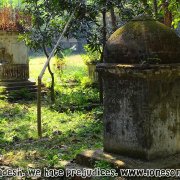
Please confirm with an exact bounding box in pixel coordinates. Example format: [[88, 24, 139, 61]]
[[75, 149, 180, 169], [6, 87, 38, 93], [0, 80, 48, 100], [0, 80, 39, 100], [2, 85, 37, 91], [0, 80, 36, 87], [6, 90, 48, 101], [63, 160, 125, 179], [0, 80, 37, 92]]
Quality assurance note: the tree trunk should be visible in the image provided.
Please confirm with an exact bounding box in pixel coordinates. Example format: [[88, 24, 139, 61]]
[[99, 7, 107, 104], [101, 8, 107, 63], [48, 63, 55, 103], [153, 0, 158, 19], [110, 7, 117, 32], [42, 45, 55, 103], [162, 0, 172, 27]]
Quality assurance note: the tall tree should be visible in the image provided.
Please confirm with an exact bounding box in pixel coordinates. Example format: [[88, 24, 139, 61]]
[[153, 0, 158, 18], [162, 0, 173, 27], [110, 7, 117, 32], [21, 0, 96, 103]]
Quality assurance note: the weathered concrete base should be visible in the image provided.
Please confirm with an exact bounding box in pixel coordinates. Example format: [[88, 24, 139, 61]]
[[76, 149, 180, 169], [97, 64, 180, 160]]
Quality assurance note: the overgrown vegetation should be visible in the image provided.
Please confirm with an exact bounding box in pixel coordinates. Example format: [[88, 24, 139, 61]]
[[94, 160, 114, 180], [8, 88, 35, 101], [0, 0, 179, 175], [0, 55, 103, 168], [81, 45, 101, 65]]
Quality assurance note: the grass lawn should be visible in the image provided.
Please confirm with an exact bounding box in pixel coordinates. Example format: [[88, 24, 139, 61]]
[[0, 54, 103, 168]]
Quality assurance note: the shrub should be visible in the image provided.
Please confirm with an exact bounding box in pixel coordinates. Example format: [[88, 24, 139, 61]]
[[81, 44, 101, 65], [8, 88, 34, 100], [54, 47, 75, 76]]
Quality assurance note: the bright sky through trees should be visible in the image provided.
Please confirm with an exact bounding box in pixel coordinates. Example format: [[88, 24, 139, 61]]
[[0, 0, 21, 7]]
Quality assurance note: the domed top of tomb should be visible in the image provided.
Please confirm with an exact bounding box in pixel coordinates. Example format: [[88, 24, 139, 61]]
[[104, 15, 180, 64]]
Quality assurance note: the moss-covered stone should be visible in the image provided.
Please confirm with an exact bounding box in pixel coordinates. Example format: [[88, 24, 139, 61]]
[[105, 17, 180, 64], [96, 63, 180, 160]]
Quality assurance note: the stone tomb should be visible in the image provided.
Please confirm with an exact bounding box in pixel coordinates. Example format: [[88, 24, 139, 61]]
[[98, 63, 180, 160], [0, 31, 36, 96], [75, 16, 180, 170], [99, 16, 180, 161], [0, 31, 29, 81]]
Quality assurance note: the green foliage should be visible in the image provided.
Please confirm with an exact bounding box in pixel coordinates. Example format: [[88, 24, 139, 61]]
[[20, 0, 180, 66], [20, 0, 93, 54], [0, 54, 103, 168], [94, 160, 114, 180], [20, 1, 62, 52], [81, 45, 101, 65], [54, 47, 75, 77], [167, 0, 180, 28], [0, 0, 22, 7], [0, 99, 103, 167], [52, 86, 99, 112], [47, 153, 59, 167], [0, 87, 6, 94], [95, 160, 112, 169], [81, 77, 94, 88], [8, 88, 34, 100]]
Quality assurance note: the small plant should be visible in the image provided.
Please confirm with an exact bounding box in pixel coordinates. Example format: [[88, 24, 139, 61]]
[[0, 87, 6, 94], [47, 153, 59, 167], [94, 160, 115, 180], [54, 55, 66, 76], [94, 160, 112, 169], [8, 88, 33, 100], [81, 77, 93, 88], [81, 44, 101, 65], [54, 46, 75, 76], [81, 77, 96, 88]]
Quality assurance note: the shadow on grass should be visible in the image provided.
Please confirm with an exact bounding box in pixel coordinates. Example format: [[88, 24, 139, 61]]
[[0, 105, 28, 121], [51, 86, 100, 113], [0, 101, 36, 146], [1, 110, 103, 168]]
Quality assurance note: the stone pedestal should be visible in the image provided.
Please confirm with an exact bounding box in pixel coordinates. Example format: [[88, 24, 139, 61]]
[[87, 63, 99, 82], [97, 63, 180, 160]]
